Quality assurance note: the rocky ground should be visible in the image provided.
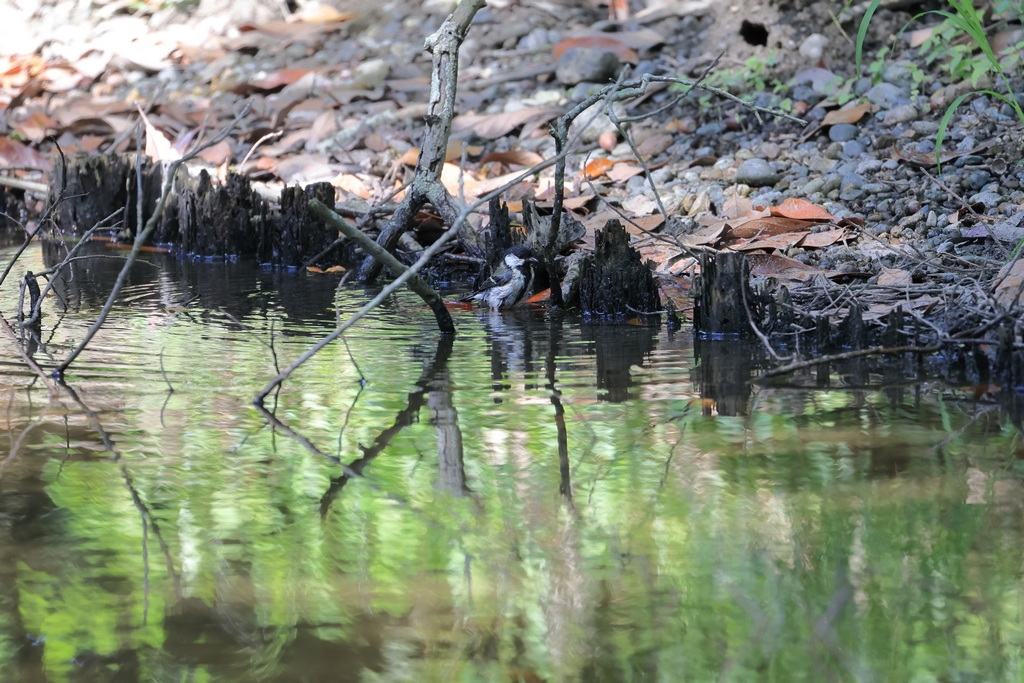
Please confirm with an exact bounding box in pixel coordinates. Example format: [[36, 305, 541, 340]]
[[3, 0, 1024, 340]]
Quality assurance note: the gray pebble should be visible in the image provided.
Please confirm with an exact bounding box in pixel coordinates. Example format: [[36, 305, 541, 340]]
[[926, 210, 937, 227], [882, 160, 899, 170], [800, 177, 825, 195], [841, 173, 866, 191], [842, 140, 865, 156], [911, 121, 939, 136], [962, 171, 990, 191], [829, 123, 859, 142], [956, 135, 977, 151], [883, 64, 913, 88], [695, 122, 726, 136], [809, 157, 837, 172], [822, 174, 842, 193], [857, 159, 883, 174], [862, 182, 892, 194], [969, 191, 1003, 209], [556, 47, 620, 85], [866, 82, 908, 108], [734, 158, 780, 186], [883, 104, 919, 126]]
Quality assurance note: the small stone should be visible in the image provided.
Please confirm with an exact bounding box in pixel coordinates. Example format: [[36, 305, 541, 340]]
[[829, 123, 859, 142], [841, 173, 866, 191], [733, 158, 780, 186], [854, 77, 873, 96], [969, 191, 1003, 210], [800, 177, 825, 195], [862, 182, 892, 194], [556, 47, 620, 85], [874, 133, 898, 150], [857, 159, 883, 174], [882, 64, 913, 89], [965, 170, 992, 191], [956, 135, 977, 151], [695, 122, 726, 136], [866, 82, 907, 108], [926, 210, 937, 227], [800, 33, 829, 61], [883, 105, 919, 126], [809, 157, 836, 172], [840, 189, 864, 201], [759, 141, 781, 159], [911, 121, 939, 136], [792, 85, 822, 105], [842, 140, 865, 157], [822, 174, 842, 193]]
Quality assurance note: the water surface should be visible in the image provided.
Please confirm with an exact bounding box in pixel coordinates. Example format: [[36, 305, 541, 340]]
[[0, 237, 1022, 682]]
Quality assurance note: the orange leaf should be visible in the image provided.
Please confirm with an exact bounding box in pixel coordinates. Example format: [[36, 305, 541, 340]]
[[769, 198, 833, 221], [583, 157, 614, 179], [307, 266, 325, 273], [552, 36, 638, 63], [445, 300, 474, 311], [398, 147, 420, 165], [325, 265, 346, 273], [821, 102, 871, 126], [526, 288, 551, 304], [723, 217, 819, 240]]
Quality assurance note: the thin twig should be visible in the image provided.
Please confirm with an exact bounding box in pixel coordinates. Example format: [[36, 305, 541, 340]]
[[757, 344, 943, 380]]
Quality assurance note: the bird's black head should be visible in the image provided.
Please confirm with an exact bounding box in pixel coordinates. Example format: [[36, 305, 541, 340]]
[[504, 245, 538, 269]]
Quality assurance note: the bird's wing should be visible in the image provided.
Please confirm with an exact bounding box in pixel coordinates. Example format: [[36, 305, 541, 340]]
[[475, 268, 514, 292]]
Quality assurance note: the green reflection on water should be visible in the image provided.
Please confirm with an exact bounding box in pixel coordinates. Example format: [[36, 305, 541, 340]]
[[0, 242, 1023, 682]]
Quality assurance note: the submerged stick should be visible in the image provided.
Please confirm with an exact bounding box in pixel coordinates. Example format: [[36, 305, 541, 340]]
[[309, 198, 454, 333]]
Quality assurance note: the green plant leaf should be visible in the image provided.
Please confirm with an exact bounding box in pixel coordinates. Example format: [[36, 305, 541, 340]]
[[935, 91, 972, 172], [855, 0, 884, 76]]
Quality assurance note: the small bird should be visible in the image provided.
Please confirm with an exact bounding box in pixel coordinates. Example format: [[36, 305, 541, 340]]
[[471, 245, 538, 309]]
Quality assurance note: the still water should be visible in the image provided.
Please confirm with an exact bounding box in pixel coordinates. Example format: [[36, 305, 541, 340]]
[[1, 236, 1023, 683]]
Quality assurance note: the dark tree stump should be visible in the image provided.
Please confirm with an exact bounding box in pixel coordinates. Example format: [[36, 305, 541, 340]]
[[177, 170, 258, 257], [270, 183, 338, 267], [693, 250, 751, 338], [835, 302, 866, 349], [485, 196, 516, 270], [579, 219, 660, 320], [46, 153, 162, 236]]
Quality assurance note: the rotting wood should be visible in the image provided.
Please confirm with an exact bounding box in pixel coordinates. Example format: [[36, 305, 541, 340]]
[[579, 219, 660, 321], [693, 250, 752, 338]]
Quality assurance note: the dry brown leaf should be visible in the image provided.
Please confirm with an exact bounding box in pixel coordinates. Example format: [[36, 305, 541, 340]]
[[720, 194, 753, 220], [770, 198, 833, 221], [331, 173, 371, 199], [799, 228, 846, 248], [909, 26, 936, 48], [440, 163, 480, 197], [583, 157, 615, 179], [731, 232, 809, 251], [892, 140, 994, 167], [864, 296, 940, 321], [678, 223, 726, 247], [607, 163, 644, 183], [877, 267, 913, 287], [747, 254, 827, 281], [452, 107, 561, 140], [197, 140, 233, 166], [11, 110, 57, 143], [0, 136, 50, 170], [479, 150, 545, 167], [723, 217, 818, 241], [657, 274, 694, 319], [622, 194, 658, 216], [290, 4, 356, 23], [552, 36, 638, 63], [995, 259, 1024, 307], [822, 101, 871, 126], [635, 133, 673, 159], [138, 105, 179, 162]]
